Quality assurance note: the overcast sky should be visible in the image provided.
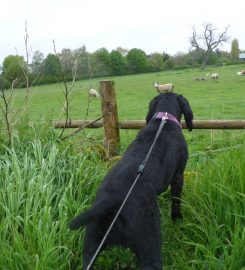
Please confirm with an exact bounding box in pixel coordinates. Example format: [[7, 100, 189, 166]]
[[1, 0, 245, 64]]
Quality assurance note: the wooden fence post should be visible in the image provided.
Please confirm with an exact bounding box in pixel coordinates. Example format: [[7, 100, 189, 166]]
[[99, 80, 120, 156]]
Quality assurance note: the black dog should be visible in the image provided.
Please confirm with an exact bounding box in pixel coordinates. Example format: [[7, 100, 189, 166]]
[[69, 93, 193, 269]]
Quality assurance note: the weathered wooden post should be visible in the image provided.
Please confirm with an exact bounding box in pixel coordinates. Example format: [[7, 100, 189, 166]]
[[99, 80, 120, 156]]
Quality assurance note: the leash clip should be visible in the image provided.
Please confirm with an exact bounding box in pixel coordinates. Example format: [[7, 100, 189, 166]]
[[162, 112, 168, 122]]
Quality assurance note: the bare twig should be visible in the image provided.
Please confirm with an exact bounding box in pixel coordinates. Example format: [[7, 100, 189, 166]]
[[0, 79, 19, 144], [17, 21, 32, 114], [57, 58, 78, 120], [24, 21, 30, 112], [17, 22, 40, 115], [60, 112, 107, 141], [0, 23, 41, 145], [53, 40, 75, 139], [83, 56, 94, 134]]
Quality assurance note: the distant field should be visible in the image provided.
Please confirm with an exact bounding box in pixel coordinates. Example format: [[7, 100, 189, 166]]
[[10, 64, 245, 153], [12, 64, 245, 121]]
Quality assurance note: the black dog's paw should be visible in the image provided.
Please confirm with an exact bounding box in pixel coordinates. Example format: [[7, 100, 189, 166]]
[[171, 211, 183, 221]]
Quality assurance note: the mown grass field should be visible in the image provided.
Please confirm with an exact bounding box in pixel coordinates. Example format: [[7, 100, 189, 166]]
[[0, 64, 245, 269]]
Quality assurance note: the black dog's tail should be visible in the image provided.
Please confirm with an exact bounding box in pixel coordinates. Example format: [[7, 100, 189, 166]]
[[69, 209, 96, 230], [69, 198, 114, 230]]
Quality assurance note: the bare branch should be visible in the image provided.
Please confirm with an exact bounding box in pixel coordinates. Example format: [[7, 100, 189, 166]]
[[60, 112, 107, 141], [190, 26, 200, 50], [84, 56, 94, 125], [23, 21, 31, 113], [203, 23, 230, 51], [190, 23, 230, 69], [0, 79, 20, 145], [53, 40, 80, 140]]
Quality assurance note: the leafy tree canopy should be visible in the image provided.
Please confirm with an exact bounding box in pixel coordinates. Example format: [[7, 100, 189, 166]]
[[43, 54, 61, 76], [109, 50, 126, 75], [126, 48, 148, 73], [2, 55, 26, 88], [231, 39, 239, 60]]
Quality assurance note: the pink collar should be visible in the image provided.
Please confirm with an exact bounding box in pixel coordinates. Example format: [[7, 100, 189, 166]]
[[155, 112, 181, 127]]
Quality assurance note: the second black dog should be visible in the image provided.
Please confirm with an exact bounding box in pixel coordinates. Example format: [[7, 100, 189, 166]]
[[69, 92, 194, 270]]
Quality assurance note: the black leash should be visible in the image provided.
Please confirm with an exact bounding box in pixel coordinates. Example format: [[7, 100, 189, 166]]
[[85, 114, 167, 270]]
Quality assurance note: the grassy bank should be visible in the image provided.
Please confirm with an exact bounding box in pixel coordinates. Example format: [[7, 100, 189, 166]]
[[0, 131, 244, 269]]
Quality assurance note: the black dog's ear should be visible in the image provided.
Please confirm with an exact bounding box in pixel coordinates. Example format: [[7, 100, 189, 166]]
[[177, 95, 194, 131], [146, 96, 159, 123]]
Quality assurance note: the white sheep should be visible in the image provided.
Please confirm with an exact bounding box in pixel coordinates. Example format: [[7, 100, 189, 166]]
[[237, 70, 245, 76], [153, 82, 174, 93], [89, 88, 99, 97], [211, 73, 219, 80]]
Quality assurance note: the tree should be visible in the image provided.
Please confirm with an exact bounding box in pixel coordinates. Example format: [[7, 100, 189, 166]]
[[2, 55, 26, 88], [190, 23, 230, 69], [126, 48, 148, 73], [116, 47, 128, 56], [41, 54, 61, 83], [109, 50, 126, 75], [162, 52, 170, 63], [147, 52, 164, 71], [91, 48, 111, 76], [231, 39, 239, 61], [59, 48, 74, 75], [31, 50, 44, 74], [73, 45, 90, 78]]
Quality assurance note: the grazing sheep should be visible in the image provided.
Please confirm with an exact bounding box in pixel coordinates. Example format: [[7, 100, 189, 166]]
[[211, 73, 219, 80], [153, 82, 174, 93], [237, 70, 245, 76], [89, 88, 99, 97], [69, 92, 194, 269], [195, 77, 206, 81]]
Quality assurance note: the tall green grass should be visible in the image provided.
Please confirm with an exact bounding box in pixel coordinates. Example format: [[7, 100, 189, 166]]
[[0, 131, 244, 269], [177, 143, 245, 269], [0, 134, 108, 269]]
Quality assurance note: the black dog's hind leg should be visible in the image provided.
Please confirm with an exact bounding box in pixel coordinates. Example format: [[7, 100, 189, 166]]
[[82, 222, 107, 270], [134, 226, 163, 270], [129, 195, 163, 270], [171, 173, 184, 221]]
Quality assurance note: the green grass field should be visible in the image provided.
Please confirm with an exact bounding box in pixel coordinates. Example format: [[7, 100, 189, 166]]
[[11, 63, 245, 152], [12, 64, 245, 121], [0, 64, 245, 269]]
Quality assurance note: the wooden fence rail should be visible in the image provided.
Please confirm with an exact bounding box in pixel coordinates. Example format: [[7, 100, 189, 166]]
[[54, 80, 245, 155], [53, 119, 245, 130]]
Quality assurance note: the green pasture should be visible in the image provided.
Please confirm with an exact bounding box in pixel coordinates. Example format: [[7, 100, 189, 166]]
[[10, 64, 245, 153], [0, 64, 245, 269], [12, 64, 245, 121]]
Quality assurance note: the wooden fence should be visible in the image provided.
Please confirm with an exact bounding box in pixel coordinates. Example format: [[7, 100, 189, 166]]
[[54, 80, 245, 155]]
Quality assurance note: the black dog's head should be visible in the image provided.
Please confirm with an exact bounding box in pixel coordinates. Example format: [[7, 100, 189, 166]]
[[146, 93, 194, 131]]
